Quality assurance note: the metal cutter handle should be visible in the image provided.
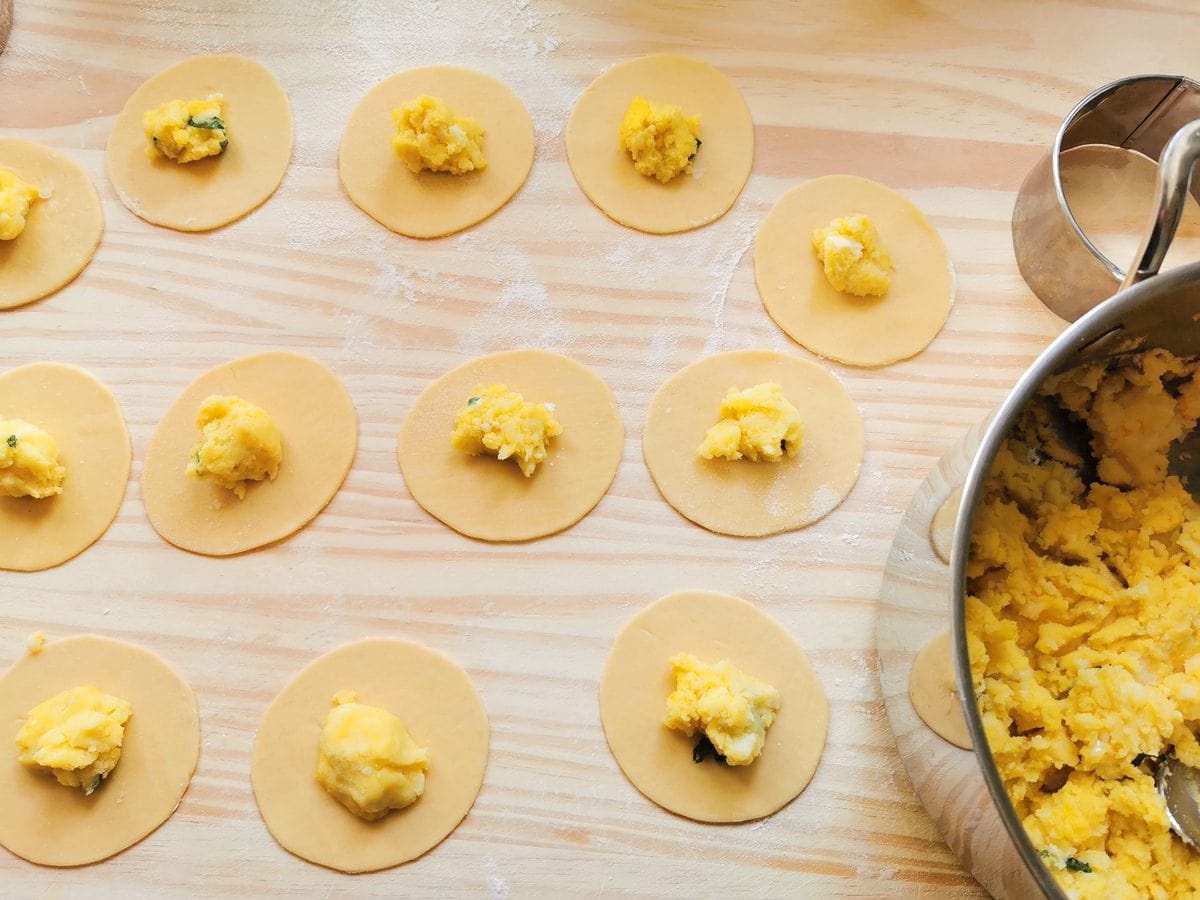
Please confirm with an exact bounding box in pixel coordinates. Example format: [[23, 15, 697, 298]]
[[1123, 119, 1200, 288]]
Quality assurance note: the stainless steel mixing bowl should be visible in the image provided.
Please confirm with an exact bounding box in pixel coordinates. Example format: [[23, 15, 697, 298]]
[[952, 120, 1200, 898]]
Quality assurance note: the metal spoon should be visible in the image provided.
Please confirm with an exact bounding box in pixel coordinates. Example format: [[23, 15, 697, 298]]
[[1157, 754, 1200, 847]]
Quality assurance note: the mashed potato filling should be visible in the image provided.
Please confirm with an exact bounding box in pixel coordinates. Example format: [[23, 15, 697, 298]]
[[619, 96, 701, 184], [0, 168, 44, 241], [16, 685, 132, 795], [187, 394, 282, 499], [697, 382, 803, 463], [811, 214, 893, 297], [450, 383, 562, 477], [144, 94, 228, 163], [663, 653, 781, 766], [315, 690, 429, 821], [968, 348, 1200, 899], [391, 96, 486, 175], [0, 417, 66, 499]]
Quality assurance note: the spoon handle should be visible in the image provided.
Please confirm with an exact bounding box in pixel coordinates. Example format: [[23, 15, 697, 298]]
[[1123, 118, 1200, 289]]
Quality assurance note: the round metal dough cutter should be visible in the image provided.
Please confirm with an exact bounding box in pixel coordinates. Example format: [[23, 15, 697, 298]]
[[1013, 74, 1200, 321]]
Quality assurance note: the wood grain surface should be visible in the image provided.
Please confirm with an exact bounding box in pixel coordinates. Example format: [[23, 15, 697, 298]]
[[0, 0, 11, 56], [1, 1, 1196, 896]]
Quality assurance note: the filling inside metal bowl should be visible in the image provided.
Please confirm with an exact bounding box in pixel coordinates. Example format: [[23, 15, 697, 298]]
[[966, 347, 1200, 898]]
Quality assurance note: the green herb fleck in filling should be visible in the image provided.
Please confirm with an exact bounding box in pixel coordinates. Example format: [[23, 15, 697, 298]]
[[692, 733, 727, 765], [187, 115, 226, 131]]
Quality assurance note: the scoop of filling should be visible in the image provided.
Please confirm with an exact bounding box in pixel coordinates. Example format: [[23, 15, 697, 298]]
[[619, 96, 701, 183], [0, 417, 65, 499], [315, 690, 430, 821], [663, 653, 781, 766], [697, 382, 803, 463], [391, 95, 487, 175], [187, 394, 282, 499], [144, 94, 229, 163], [811, 214, 893, 297], [0, 168, 44, 241], [450, 383, 562, 477], [968, 348, 1200, 898], [16, 685, 132, 794]]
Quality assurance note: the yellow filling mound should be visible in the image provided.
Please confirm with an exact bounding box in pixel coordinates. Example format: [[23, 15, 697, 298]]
[[187, 395, 283, 499], [0, 168, 43, 241], [619, 96, 701, 184], [450, 383, 563, 477], [968, 348, 1200, 899], [144, 94, 228, 163], [0, 417, 66, 499], [697, 382, 803, 463], [391, 95, 487, 175], [811, 214, 893, 297], [315, 690, 430, 821], [663, 653, 781, 766], [16, 685, 132, 794]]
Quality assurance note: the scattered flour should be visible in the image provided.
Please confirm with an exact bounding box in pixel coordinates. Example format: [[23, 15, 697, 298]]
[[807, 486, 840, 521], [484, 855, 510, 900], [473, 274, 569, 351], [699, 207, 761, 355]]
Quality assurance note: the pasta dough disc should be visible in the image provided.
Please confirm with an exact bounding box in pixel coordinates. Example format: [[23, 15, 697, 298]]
[[141, 351, 357, 556], [930, 485, 962, 565], [599, 591, 828, 823], [909, 630, 972, 751], [0, 635, 201, 866], [339, 67, 534, 239], [643, 350, 863, 537], [565, 53, 753, 234], [251, 639, 490, 873], [397, 350, 623, 541], [755, 175, 954, 366], [106, 54, 293, 232], [0, 139, 103, 310], [0, 363, 130, 572]]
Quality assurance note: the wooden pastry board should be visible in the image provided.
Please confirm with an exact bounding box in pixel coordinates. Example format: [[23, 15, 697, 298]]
[[0, 1, 1191, 895]]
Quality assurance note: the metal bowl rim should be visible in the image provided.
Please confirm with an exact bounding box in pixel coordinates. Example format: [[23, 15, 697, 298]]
[[950, 259, 1200, 899]]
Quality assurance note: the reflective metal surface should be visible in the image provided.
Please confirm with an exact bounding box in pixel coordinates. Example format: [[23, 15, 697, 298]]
[[1013, 75, 1200, 321], [1158, 755, 1200, 848], [951, 263, 1200, 899]]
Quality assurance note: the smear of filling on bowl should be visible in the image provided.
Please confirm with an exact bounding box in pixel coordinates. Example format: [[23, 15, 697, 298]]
[[967, 347, 1200, 898]]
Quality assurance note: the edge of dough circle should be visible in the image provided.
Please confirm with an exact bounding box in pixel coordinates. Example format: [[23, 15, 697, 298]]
[[643, 349, 864, 537], [339, 66, 536, 239], [754, 174, 955, 367], [398, 349, 624, 542], [599, 590, 829, 823], [0, 362, 131, 572], [251, 638, 490, 873], [107, 54, 293, 232], [140, 350, 358, 557], [566, 53, 754, 234], [909, 629, 973, 751], [0, 635, 201, 866], [0, 138, 105, 310]]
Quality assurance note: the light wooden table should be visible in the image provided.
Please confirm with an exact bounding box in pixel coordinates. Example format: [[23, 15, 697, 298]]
[[1, 1, 1192, 896]]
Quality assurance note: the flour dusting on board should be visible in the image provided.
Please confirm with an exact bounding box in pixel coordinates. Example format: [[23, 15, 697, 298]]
[[701, 209, 758, 355], [483, 855, 510, 900], [453, 235, 570, 354]]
